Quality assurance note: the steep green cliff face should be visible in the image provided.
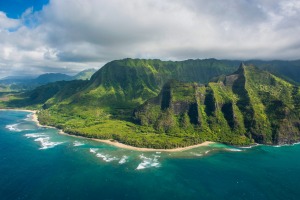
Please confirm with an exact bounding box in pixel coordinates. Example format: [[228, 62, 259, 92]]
[[78, 58, 239, 109], [135, 64, 300, 145], [26, 58, 239, 118], [3, 59, 300, 148]]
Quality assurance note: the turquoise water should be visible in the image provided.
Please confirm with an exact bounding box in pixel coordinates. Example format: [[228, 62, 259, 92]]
[[1, 111, 300, 200]]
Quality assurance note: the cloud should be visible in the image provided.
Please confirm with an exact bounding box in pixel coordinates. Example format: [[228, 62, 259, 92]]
[[0, 0, 300, 78], [0, 12, 20, 30]]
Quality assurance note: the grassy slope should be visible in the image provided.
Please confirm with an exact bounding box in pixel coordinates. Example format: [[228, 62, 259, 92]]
[[135, 64, 300, 146], [34, 59, 240, 148], [2, 59, 300, 148]]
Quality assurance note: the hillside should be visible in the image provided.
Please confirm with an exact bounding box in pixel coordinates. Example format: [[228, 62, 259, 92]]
[[73, 68, 97, 80], [135, 64, 300, 145], [0, 69, 97, 92], [2, 59, 300, 148]]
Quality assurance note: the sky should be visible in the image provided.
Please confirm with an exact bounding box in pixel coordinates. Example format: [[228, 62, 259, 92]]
[[0, 0, 300, 78]]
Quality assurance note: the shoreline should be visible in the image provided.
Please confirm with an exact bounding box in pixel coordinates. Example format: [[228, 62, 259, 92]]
[[1, 108, 214, 152], [93, 140, 214, 152]]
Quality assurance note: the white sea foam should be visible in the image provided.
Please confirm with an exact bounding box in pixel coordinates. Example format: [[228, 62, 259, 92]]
[[5, 124, 21, 132], [274, 142, 300, 148], [119, 156, 129, 164], [73, 141, 84, 147], [34, 137, 63, 150], [225, 148, 243, 152], [24, 113, 33, 121], [239, 144, 260, 149], [190, 152, 203, 157], [204, 150, 210, 154], [6, 123, 33, 132], [156, 152, 161, 154], [96, 153, 118, 162], [24, 133, 46, 138], [136, 154, 161, 170], [89, 148, 98, 154]]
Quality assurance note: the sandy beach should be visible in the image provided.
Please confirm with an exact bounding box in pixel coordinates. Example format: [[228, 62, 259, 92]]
[[92, 140, 214, 152], [0, 108, 214, 152]]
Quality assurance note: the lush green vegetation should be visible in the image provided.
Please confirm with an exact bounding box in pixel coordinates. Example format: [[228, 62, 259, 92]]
[[1, 58, 300, 148], [135, 64, 300, 145], [72, 68, 97, 80]]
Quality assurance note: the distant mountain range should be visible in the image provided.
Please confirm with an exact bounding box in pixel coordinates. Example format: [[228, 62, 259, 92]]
[[2, 58, 300, 148], [0, 68, 97, 92]]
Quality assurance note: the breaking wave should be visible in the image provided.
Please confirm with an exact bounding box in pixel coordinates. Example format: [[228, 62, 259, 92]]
[[34, 137, 63, 150], [5, 124, 21, 132], [89, 148, 98, 154], [24, 113, 33, 121], [24, 133, 46, 138], [225, 148, 243, 152], [190, 152, 203, 157], [119, 156, 129, 164], [96, 153, 118, 162], [73, 141, 85, 147], [136, 154, 160, 170]]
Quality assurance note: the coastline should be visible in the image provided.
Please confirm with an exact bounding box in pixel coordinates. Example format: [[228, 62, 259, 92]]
[[58, 129, 214, 152], [93, 140, 214, 152], [0, 108, 214, 152]]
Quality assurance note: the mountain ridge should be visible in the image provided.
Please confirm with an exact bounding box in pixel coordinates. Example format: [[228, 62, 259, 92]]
[[134, 64, 300, 145], [0, 68, 97, 92], [2, 59, 300, 148]]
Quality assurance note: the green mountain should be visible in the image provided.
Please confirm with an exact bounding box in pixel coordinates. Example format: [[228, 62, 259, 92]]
[[73, 68, 97, 80], [73, 58, 240, 110], [246, 60, 300, 85], [0, 69, 97, 92], [0, 73, 73, 92], [135, 64, 300, 145], [34, 73, 73, 84], [2, 59, 300, 148]]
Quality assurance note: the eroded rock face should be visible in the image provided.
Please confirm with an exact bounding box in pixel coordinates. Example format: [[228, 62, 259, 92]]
[[135, 64, 300, 145], [172, 101, 190, 115]]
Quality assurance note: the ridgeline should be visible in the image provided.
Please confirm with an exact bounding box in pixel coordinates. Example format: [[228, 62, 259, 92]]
[[2, 59, 300, 148]]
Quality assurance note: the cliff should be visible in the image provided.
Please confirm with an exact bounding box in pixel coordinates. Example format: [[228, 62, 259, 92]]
[[135, 64, 300, 145]]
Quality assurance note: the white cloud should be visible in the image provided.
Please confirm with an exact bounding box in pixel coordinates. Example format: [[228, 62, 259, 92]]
[[0, 12, 20, 30], [1, 0, 300, 78]]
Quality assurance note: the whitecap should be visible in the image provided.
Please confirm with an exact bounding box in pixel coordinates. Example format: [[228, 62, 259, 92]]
[[96, 153, 118, 162], [5, 124, 21, 132], [225, 148, 243, 152], [24, 133, 46, 138], [239, 144, 260, 149], [6, 123, 33, 132], [274, 142, 300, 147], [156, 152, 161, 154], [89, 148, 98, 154], [204, 150, 210, 154], [119, 156, 129, 164], [73, 141, 84, 147], [190, 152, 203, 157], [34, 137, 63, 150], [136, 154, 160, 170], [24, 113, 33, 121], [293, 142, 300, 145]]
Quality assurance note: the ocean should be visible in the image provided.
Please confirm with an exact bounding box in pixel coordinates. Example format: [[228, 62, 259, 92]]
[[1, 110, 300, 200]]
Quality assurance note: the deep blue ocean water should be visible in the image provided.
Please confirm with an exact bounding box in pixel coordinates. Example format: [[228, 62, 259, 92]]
[[1, 110, 300, 200]]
